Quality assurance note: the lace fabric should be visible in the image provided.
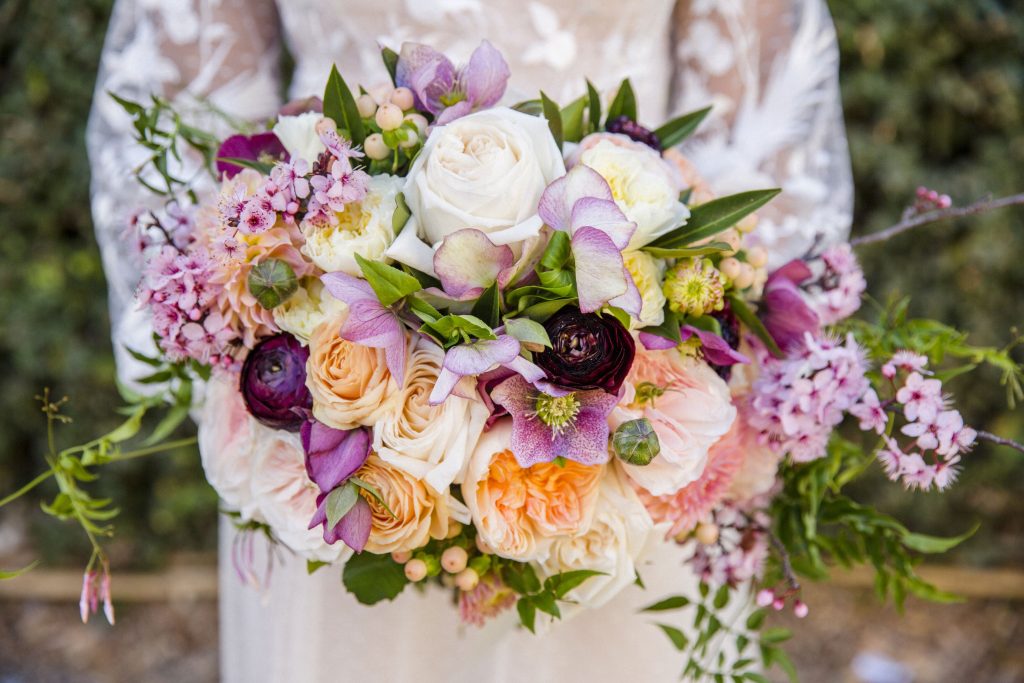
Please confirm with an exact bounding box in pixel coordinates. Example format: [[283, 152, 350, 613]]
[[87, 2, 851, 680]]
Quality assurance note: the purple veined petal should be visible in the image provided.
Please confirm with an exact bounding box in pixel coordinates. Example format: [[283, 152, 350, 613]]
[[557, 402, 614, 466], [571, 227, 629, 313], [396, 42, 456, 114], [433, 229, 515, 298], [771, 259, 814, 286], [639, 331, 679, 350], [569, 197, 635, 250], [216, 132, 286, 178], [301, 422, 371, 492], [321, 271, 375, 304], [609, 266, 643, 318], [459, 39, 510, 108], [338, 496, 373, 553], [538, 165, 615, 231], [434, 100, 474, 126], [308, 493, 328, 531], [428, 366, 462, 405], [383, 336, 407, 387], [680, 325, 750, 366], [340, 299, 402, 348], [443, 335, 521, 376]]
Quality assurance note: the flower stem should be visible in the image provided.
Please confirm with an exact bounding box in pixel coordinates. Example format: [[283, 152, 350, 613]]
[[850, 192, 1024, 247], [0, 469, 55, 508], [977, 430, 1024, 454], [110, 436, 198, 462]]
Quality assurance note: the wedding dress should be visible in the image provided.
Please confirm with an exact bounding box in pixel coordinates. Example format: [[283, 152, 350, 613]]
[[87, 1, 852, 681]]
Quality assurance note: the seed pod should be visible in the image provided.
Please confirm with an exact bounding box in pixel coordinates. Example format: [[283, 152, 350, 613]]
[[612, 418, 660, 466]]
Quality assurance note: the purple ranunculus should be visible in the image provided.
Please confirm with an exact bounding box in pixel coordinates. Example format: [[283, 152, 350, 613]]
[[605, 116, 661, 150], [239, 333, 311, 431], [760, 260, 821, 351], [535, 306, 636, 394], [216, 132, 287, 178]]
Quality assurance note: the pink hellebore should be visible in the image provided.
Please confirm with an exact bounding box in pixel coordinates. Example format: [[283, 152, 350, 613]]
[[639, 324, 750, 368], [490, 374, 619, 467], [396, 40, 510, 125], [320, 272, 407, 385], [428, 334, 549, 406], [537, 165, 642, 316], [760, 260, 820, 351], [303, 421, 374, 552], [432, 228, 516, 300]]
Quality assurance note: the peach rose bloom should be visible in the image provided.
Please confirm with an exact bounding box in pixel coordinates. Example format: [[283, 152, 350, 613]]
[[306, 314, 397, 430], [611, 348, 736, 496], [355, 454, 459, 554], [464, 421, 603, 562]]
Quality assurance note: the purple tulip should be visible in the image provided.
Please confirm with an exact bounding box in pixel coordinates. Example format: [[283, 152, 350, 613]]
[[216, 132, 287, 178], [535, 306, 636, 394], [239, 334, 311, 431], [760, 260, 821, 351], [301, 422, 371, 492]]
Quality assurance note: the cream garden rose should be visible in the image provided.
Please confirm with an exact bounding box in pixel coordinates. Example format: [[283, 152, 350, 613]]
[[538, 464, 655, 609], [272, 279, 347, 345], [386, 107, 565, 276], [572, 133, 689, 248], [374, 338, 490, 493], [301, 174, 403, 276], [623, 250, 667, 329], [306, 313, 398, 429], [356, 454, 465, 554]]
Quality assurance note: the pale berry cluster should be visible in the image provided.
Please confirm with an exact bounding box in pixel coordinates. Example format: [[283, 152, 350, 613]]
[[139, 246, 233, 364], [748, 333, 871, 462], [912, 186, 952, 214], [856, 351, 975, 491], [803, 244, 867, 325], [688, 505, 770, 588]]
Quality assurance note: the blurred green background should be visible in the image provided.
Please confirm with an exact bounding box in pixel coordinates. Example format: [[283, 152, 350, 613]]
[[0, 0, 1021, 571]]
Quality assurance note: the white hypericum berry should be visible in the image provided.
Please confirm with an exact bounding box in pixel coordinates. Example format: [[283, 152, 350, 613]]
[[368, 84, 394, 106], [746, 245, 768, 268], [364, 133, 390, 160], [441, 546, 469, 574], [793, 600, 809, 619], [404, 558, 428, 582], [719, 257, 742, 281], [391, 550, 412, 564], [733, 262, 756, 290], [389, 86, 414, 111], [375, 103, 404, 131], [455, 568, 480, 592], [356, 94, 377, 119], [404, 113, 428, 137]]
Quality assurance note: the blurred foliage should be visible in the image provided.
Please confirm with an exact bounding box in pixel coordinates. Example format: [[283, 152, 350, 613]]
[[0, 0, 1020, 568]]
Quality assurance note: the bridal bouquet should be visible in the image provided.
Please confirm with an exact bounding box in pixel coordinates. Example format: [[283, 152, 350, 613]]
[[7, 40, 1022, 680]]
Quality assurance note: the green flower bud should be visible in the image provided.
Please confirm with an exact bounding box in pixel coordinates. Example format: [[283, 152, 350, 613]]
[[613, 418, 660, 466]]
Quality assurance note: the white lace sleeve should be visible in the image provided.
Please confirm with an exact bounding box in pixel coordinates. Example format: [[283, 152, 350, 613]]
[[669, 0, 853, 266], [87, 0, 283, 382]]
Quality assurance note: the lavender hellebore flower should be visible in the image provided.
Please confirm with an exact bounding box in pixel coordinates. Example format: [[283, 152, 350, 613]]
[[302, 421, 374, 552], [760, 260, 821, 351]]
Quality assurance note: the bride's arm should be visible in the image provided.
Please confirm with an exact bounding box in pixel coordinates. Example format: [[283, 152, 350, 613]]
[[86, 0, 283, 382], [669, 0, 853, 264]]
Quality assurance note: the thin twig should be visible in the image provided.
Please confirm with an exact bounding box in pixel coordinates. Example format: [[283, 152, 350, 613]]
[[850, 192, 1024, 247], [977, 430, 1024, 454], [766, 528, 800, 592], [0, 470, 55, 508]]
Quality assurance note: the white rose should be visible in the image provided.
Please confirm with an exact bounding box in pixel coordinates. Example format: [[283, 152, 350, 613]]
[[538, 465, 656, 609], [272, 112, 326, 166], [198, 374, 256, 512], [573, 133, 689, 248], [301, 174, 403, 276], [247, 428, 348, 563], [374, 338, 489, 493], [623, 250, 667, 329], [272, 279, 348, 345], [386, 107, 565, 276]]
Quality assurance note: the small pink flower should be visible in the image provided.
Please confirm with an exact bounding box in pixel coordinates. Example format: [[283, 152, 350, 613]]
[[851, 388, 887, 434], [896, 372, 943, 423]]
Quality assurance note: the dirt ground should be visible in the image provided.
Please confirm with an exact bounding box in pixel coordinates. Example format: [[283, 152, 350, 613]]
[[0, 581, 1021, 683]]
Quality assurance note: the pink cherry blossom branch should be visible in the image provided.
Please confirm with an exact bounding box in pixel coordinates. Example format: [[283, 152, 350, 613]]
[[850, 192, 1024, 247], [977, 430, 1024, 454]]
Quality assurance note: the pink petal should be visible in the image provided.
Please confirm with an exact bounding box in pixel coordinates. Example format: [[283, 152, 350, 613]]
[[435, 100, 473, 126], [461, 40, 510, 108], [571, 227, 629, 313], [433, 229, 515, 297], [569, 197, 635, 250], [443, 335, 521, 375], [338, 496, 372, 553], [680, 326, 750, 366], [321, 271, 375, 304], [538, 165, 614, 231], [639, 331, 679, 350], [428, 367, 463, 405], [609, 266, 643, 317]]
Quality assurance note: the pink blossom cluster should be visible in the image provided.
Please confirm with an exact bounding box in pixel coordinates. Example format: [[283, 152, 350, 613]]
[[854, 351, 975, 491], [688, 505, 770, 588], [804, 244, 866, 325], [748, 333, 871, 462], [304, 128, 371, 225], [139, 246, 234, 364], [458, 574, 517, 627], [912, 186, 952, 214], [127, 202, 195, 254]]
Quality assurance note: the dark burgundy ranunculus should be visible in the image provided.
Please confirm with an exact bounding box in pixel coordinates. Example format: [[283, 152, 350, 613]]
[[240, 333, 311, 431], [216, 132, 287, 178], [606, 115, 661, 151], [535, 307, 635, 394]]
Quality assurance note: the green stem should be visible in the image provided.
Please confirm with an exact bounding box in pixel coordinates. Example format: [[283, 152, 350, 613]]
[[110, 436, 198, 462], [0, 469, 55, 508]]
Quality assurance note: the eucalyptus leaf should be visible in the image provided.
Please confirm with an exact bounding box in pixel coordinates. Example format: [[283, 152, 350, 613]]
[[517, 598, 537, 633], [901, 522, 979, 554], [656, 624, 689, 651], [642, 595, 690, 612]]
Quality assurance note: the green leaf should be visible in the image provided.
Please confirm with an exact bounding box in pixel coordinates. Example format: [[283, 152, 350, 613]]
[[519, 298, 574, 321], [503, 562, 542, 595], [325, 482, 359, 529], [760, 627, 792, 644], [727, 294, 783, 358], [605, 79, 637, 124], [745, 608, 767, 631], [642, 595, 690, 612], [743, 673, 770, 683], [901, 522, 979, 554], [216, 156, 275, 174], [649, 189, 781, 249], [639, 306, 682, 345], [0, 561, 39, 580], [392, 192, 411, 234], [248, 259, 299, 309], [381, 47, 399, 84], [407, 294, 441, 323], [421, 314, 497, 346], [306, 559, 329, 575], [560, 96, 587, 143], [323, 64, 365, 145], [341, 551, 408, 604], [124, 347, 162, 367], [545, 569, 604, 599], [355, 253, 422, 306], [656, 623, 689, 650], [105, 408, 145, 443], [470, 283, 501, 328], [713, 584, 731, 609], [348, 476, 396, 519], [540, 91, 563, 149], [504, 317, 552, 350], [511, 99, 543, 116], [641, 242, 732, 259], [654, 106, 712, 149], [517, 597, 537, 633], [585, 80, 602, 134], [532, 592, 561, 618], [540, 231, 572, 270], [142, 403, 190, 446]]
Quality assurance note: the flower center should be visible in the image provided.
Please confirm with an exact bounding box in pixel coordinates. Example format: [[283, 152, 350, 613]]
[[533, 392, 581, 436]]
